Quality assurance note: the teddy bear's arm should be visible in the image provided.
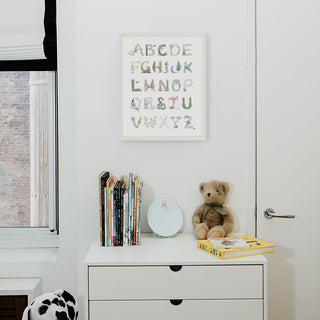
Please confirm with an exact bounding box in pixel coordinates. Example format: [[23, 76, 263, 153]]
[[222, 207, 234, 235], [192, 204, 206, 226]]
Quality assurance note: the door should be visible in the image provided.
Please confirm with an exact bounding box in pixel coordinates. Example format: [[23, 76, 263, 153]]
[[257, 1, 320, 319]]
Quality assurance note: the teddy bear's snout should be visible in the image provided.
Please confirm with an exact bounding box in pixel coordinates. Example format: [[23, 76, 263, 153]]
[[207, 193, 211, 197]]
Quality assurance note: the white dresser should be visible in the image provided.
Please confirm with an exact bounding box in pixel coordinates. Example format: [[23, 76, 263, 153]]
[[84, 233, 268, 320]]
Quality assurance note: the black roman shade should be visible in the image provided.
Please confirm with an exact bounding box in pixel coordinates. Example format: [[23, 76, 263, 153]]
[[0, 0, 57, 71]]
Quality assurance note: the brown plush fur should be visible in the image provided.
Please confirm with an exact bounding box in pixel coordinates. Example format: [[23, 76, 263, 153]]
[[192, 180, 234, 239]]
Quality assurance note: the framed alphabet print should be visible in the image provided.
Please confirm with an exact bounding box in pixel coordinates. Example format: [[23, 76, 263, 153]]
[[120, 33, 206, 141]]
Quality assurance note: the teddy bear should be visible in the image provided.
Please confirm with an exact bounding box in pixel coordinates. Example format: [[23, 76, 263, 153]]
[[192, 180, 234, 239]]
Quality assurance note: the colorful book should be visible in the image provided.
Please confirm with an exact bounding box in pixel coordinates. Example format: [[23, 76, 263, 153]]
[[135, 182, 140, 245], [110, 182, 115, 246], [123, 190, 129, 246], [197, 235, 275, 259], [136, 181, 143, 245], [104, 186, 108, 245], [98, 171, 105, 246], [138, 181, 143, 245], [98, 171, 109, 246], [106, 176, 115, 246], [113, 180, 120, 246], [119, 178, 125, 246], [133, 176, 138, 245], [129, 173, 134, 245]]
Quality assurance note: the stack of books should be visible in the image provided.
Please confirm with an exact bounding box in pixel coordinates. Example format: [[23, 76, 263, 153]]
[[99, 171, 143, 247]]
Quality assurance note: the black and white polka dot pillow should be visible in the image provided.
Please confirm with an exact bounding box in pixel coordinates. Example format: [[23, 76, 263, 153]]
[[22, 289, 79, 320]]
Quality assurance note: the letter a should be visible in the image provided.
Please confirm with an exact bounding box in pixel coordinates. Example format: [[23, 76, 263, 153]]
[[128, 44, 143, 56]]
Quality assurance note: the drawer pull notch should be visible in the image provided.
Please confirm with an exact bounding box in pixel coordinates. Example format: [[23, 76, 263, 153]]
[[169, 265, 182, 272], [170, 299, 183, 306]]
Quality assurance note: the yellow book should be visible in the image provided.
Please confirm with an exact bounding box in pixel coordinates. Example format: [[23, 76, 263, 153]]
[[197, 235, 275, 259]]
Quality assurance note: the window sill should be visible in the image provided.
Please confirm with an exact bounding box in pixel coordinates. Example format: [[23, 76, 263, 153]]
[[0, 247, 59, 263], [0, 230, 59, 249]]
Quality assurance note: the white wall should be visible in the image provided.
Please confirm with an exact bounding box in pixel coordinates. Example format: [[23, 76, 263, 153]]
[[75, 0, 255, 314], [75, 0, 255, 235], [0, 1, 255, 319]]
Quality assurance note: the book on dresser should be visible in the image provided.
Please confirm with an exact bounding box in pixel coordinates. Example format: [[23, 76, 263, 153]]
[[105, 175, 115, 246], [113, 180, 120, 246], [98, 171, 109, 246], [98, 171, 143, 247], [197, 235, 275, 259]]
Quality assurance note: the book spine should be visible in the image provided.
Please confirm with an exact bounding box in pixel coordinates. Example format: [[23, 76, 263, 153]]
[[136, 183, 140, 245], [111, 187, 114, 246], [122, 191, 126, 246], [130, 177, 134, 245], [98, 172, 104, 246], [123, 191, 128, 246], [119, 185, 124, 246], [104, 186, 108, 246], [133, 180, 138, 245], [99, 171, 109, 246], [102, 182, 106, 247], [113, 185, 119, 246], [108, 185, 112, 246], [137, 182, 143, 245], [128, 173, 133, 246], [197, 241, 224, 259]]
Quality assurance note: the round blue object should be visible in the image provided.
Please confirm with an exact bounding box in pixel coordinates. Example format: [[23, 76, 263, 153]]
[[147, 200, 183, 237]]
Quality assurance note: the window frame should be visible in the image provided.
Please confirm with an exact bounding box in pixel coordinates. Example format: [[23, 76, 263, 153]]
[[0, 71, 59, 248]]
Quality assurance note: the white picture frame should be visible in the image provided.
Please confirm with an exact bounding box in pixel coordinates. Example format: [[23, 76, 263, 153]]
[[120, 33, 206, 141]]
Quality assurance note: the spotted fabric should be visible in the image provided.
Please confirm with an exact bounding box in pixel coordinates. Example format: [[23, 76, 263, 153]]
[[22, 290, 79, 320]]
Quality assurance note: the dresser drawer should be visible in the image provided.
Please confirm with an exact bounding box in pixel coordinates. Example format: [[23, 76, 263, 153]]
[[89, 265, 262, 300], [90, 300, 263, 320]]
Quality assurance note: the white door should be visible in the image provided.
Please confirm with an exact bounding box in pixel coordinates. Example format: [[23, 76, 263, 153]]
[[257, 1, 320, 319]]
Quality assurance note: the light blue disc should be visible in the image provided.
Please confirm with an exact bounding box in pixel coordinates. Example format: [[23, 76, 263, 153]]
[[147, 200, 183, 237]]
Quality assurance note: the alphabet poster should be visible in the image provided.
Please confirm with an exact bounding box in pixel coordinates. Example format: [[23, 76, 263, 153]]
[[120, 33, 206, 140]]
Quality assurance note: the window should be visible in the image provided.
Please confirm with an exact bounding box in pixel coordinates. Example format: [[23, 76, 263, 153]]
[[0, 0, 57, 248], [0, 70, 58, 248]]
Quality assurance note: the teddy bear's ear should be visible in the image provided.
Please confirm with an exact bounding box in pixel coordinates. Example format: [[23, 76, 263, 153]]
[[199, 183, 205, 193], [220, 182, 230, 194]]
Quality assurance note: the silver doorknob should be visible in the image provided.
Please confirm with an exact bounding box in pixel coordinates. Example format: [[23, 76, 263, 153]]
[[264, 208, 295, 219]]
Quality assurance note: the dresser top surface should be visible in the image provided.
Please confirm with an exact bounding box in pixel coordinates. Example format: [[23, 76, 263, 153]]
[[84, 233, 268, 266]]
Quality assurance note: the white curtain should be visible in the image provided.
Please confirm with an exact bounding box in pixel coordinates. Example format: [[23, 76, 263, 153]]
[[29, 72, 49, 227], [0, 0, 45, 60]]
